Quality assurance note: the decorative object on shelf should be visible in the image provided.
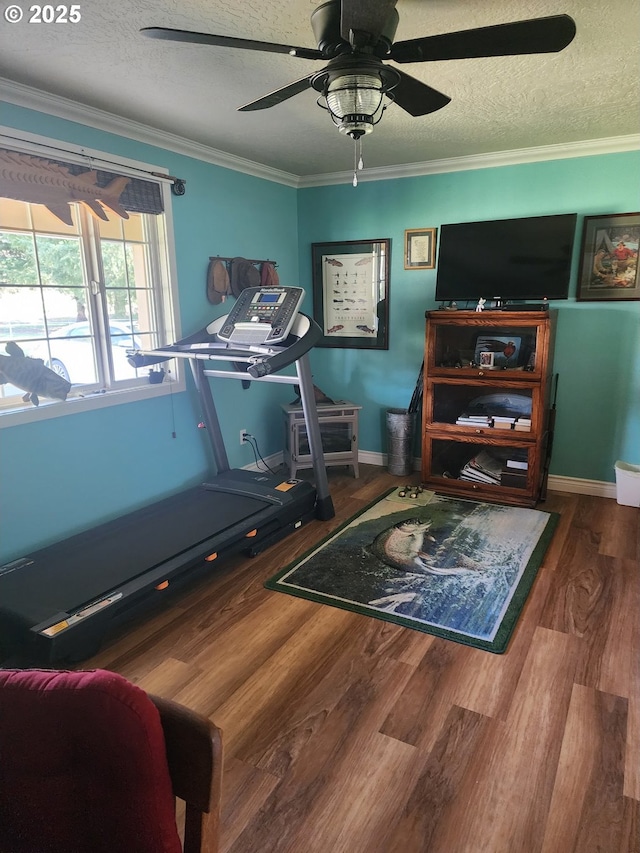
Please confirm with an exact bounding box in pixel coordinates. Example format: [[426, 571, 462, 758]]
[[474, 335, 521, 368], [148, 367, 165, 384], [404, 228, 437, 270], [290, 383, 336, 406], [0, 340, 71, 406], [311, 239, 390, 349], [476, 297, 486, 312], [576, 212, 640, 301]]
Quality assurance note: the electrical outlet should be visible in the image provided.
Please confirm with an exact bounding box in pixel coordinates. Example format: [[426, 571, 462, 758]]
[[240, 429, 249, 445]]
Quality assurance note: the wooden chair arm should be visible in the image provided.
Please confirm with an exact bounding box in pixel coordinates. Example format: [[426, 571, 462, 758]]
[[149, 694, 223, 853]]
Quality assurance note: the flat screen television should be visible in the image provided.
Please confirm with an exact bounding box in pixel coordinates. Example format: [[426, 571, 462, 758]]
[[434, 213, 577, 304]]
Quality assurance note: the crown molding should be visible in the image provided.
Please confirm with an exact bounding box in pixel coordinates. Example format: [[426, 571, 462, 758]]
[[2, 77, 638, 190], [299, 134, 640, 187], [0, 78, 299, 188]]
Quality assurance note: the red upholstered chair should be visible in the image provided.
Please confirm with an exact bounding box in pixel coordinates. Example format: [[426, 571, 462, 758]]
[[0, 668, 223, 853]]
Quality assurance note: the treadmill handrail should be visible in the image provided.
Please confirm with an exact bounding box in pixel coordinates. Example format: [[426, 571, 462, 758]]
[[248, 317, 321, 378], [128, 312, 322, 377]]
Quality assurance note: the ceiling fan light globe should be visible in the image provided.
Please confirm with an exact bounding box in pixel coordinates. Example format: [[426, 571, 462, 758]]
[[327, 73, 383, 114], [326, 73, 384, 136]]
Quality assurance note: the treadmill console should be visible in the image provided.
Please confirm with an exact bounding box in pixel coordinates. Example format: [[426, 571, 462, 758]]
[[217, 286, 305, 346]]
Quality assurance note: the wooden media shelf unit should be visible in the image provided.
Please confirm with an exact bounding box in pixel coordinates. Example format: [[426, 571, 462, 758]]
[[421, 309, 557, 507]]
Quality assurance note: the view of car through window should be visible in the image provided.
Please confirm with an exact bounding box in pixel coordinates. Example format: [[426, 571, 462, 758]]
[[37, 320, 143, 384], [0, 187, 173, 409]]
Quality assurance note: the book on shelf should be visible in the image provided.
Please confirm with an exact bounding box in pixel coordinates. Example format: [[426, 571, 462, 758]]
[[455, 411, 533, 431], [460, 467, 499, 484], [473, 449, 505, 474], [459, 450, 503, 484], [506, 458, 528, 470], [456, 416, 491, 426]]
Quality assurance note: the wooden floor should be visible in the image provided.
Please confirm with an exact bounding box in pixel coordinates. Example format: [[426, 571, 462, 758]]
[[88, 464, 640, 853]]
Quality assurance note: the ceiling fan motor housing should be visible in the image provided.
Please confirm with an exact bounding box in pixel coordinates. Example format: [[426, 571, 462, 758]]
[[310, 0, 399, 57]]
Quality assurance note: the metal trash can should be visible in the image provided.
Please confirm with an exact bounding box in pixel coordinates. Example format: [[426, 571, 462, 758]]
[[386, 408, 416, 476]]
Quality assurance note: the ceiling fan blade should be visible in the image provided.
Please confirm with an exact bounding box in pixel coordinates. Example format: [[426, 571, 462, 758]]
[[341, 0, 398, 46], [389, 15, 576, 63], [238, 75, 314, 111], [141, 27, 323, 60], [391, 70, 451, 117]]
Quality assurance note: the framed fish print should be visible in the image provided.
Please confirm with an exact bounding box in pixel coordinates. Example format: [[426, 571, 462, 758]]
[[311, 239, 390, 349]]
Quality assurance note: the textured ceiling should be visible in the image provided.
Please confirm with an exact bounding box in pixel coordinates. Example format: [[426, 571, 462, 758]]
[[1, 0, 639, 178]]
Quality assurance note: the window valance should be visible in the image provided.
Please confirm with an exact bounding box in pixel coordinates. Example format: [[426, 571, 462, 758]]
[[0, 148, 164, 226]]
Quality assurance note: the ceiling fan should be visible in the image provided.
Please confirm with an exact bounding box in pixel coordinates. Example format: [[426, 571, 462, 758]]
[[142, 0, 576, 177]]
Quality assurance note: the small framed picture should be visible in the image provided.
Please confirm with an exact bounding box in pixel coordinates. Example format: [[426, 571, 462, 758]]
[[404, 228, 437, 270], [479, 351, 495, 368]]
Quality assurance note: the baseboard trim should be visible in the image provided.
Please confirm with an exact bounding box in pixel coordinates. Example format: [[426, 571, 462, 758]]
[[241, 452, 283, 473], [546, 474, 617, 499], [243, 450, 617, 499]]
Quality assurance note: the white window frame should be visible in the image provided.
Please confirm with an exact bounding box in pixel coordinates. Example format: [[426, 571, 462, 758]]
[[0, 128, 184, 428]]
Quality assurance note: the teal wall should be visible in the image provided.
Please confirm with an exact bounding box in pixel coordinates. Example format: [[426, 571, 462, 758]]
[[299, 153, 640, 484], [1, 98, 639, 564], [0, 102, 300, 561]]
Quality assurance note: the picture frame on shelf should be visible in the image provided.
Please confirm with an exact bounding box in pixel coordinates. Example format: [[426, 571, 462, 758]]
[[576, 212, 640, 301], [404, 228, 437, 270], [311, 239, 390, 350], [479, 351, 495, 368], [475, 335, 522, 368]]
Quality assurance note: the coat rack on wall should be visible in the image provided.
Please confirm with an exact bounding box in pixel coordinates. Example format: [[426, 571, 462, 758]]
[[209, 255, 278, 267]]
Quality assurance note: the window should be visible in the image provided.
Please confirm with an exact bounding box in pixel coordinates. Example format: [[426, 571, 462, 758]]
[[0, 138, 180, 422]]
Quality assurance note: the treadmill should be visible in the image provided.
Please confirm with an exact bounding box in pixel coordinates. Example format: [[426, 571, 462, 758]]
[[0, 286, 334, 664]]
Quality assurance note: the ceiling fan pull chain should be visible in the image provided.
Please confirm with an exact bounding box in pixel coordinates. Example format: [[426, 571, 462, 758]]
[[352, 137, 364, 187]]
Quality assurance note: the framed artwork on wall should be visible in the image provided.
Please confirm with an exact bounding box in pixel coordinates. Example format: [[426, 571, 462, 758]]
[[404, 228, 437, 270], [576, 212, 640, 301], [311, 239, 390, 349]]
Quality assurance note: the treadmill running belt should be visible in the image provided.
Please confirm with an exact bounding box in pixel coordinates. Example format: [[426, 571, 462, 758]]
[[0, 487, 267, 624]]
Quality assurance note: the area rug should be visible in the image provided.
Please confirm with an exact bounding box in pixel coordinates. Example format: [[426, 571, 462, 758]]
[[265, 488, 558, 653]]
